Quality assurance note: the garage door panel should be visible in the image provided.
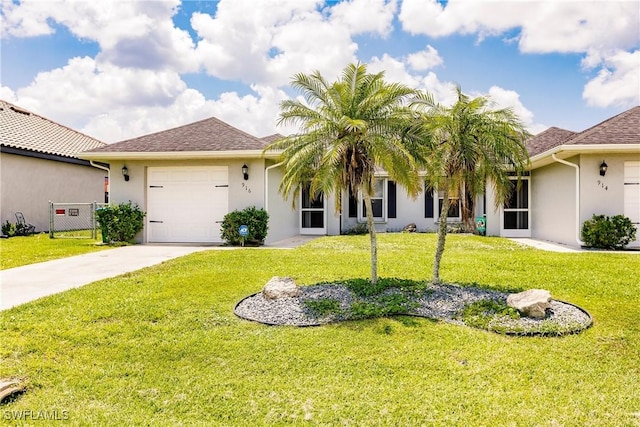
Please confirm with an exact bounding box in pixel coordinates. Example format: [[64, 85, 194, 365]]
[[147, 167, 228, 243]]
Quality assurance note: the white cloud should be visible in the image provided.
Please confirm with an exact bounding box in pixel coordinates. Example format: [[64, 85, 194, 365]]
[[191, 0, 371, 86], [399, 0, 639, 55], [330, 0, 397, 37], [486, 86, 546, 134], [407, 45, 443, 71], [583, 49, 640, 108], [1, 0, 199, 72], [398, 0, 640, 111], [0, 86, 18, 103]]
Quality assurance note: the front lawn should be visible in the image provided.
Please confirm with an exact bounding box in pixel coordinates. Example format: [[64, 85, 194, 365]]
[[1, 234, 638, 425], [0, 234, 107, 269]]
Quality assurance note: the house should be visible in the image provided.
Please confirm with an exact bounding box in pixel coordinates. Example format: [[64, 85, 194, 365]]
[[485, 106, 640, 248], [80, 106, 640, 248], [0, 100, 108, 233], [80, 117, 297, 243]]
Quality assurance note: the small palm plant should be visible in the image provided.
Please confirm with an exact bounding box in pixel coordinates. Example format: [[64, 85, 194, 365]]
[[267, 63, 424, 285]]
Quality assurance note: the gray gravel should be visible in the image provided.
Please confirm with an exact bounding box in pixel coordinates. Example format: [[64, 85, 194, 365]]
[[234, 283, 592, 335]]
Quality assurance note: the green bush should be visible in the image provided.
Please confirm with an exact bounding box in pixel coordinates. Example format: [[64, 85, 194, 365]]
[[220, 206, 269, 246], [96, 202, 145, 244], [2, 220, 16, 237], [581, 214, 637, 250]]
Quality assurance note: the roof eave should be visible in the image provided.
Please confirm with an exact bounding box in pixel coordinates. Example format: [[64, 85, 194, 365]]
[[529, 143, 640, 169], [78, 149, 282, 162]]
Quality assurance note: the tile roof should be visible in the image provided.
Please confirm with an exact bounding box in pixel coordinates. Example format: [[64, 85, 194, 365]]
[[526, 127, 576, 157], [86, 116, 268, 153], [0, 99, 106, 158]]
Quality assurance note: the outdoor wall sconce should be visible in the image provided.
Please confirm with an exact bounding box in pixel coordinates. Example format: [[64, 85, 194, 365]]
[[242, 163, 249, 180], [122, 165, 130, 181], [599, 161, 608, 177]]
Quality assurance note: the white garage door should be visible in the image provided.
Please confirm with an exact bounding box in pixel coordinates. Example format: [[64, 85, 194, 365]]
[[147, 166, 228, 243], [624, 161, 640, 248]]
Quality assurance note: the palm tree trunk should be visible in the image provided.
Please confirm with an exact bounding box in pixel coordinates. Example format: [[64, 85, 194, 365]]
[[362, 191, 378, 285], [433, 186, 450, 284]]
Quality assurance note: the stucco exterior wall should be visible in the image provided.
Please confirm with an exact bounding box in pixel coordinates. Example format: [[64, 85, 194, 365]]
[[107, 159, 305, 244], [530, 160, 577, 246], [0, 152, 106, 232], [264, 162, 298, 243], [579, 154, 628, 221]]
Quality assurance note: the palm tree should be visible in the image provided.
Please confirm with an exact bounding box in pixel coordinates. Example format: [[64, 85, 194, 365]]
[[266, 63, 423, 285], [412, 87, 531, 284]]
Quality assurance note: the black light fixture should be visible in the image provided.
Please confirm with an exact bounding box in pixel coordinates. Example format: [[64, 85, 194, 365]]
[[122, 165, 130, 181], [242, 163, 249, 180], [599, 160, 608, 177]]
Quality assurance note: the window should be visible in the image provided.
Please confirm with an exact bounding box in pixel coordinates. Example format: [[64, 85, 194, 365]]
[[438, 190, 461, 219], [425, 186, 434, 218], [357, 178, 397, 222], [503, 179, 528, 230], [301, 186, 324, 229], [362, 179, 385, 219]]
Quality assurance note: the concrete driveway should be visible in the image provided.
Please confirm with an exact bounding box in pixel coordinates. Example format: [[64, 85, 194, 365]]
[[0, 236, 318, 311], [0, 245, 216, 310]]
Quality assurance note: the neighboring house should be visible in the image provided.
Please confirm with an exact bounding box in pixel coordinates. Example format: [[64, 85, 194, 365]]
[[0, 100, 108, 233], [80, 107, 640, 248]]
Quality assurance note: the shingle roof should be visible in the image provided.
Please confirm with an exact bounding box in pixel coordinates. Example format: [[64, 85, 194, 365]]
[[526, 127, 576, 157], [565, 105, 640, 146], [260, 133, 285, 144], [526, 106, 640, 157], [86, 116, 268, 153], [0, 99, 106, 158]]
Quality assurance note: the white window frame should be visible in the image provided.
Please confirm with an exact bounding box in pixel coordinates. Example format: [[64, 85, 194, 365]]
[[358, 178, 387, 223], [500, 176, 531, 238], [436, 189, 462, 222], [300, 186, 327, 235]]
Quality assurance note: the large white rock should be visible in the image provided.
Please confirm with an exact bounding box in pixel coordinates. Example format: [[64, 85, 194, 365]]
[[507, 289, 552, 319], [262, 276, 300, 300]]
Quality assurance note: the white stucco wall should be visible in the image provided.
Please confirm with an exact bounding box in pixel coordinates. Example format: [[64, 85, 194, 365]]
[[0, 153, 106, 232], [530, 160, 577, 246], [579, 154, 628, 221], [108, 159, 291, 243], [264, 162, 298, 243]]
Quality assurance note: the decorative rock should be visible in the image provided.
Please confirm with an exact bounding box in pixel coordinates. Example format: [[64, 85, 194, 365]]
[[403, 223, 417, 233], [507, 289, 552, 319], [262, 276, 300, 300]]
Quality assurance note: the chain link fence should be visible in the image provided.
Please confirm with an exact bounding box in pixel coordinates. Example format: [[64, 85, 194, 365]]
[[49, 202, 106, 239]]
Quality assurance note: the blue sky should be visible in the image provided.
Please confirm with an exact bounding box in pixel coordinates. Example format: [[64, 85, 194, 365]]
[[1, 0, 638, 143]]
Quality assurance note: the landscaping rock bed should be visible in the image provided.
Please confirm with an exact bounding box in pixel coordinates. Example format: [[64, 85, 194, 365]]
[[234, 283, 593, 336]]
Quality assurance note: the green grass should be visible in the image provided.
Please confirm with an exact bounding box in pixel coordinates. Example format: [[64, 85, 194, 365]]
[[0, 233, 108, 269], [1, 234, 639, 425]]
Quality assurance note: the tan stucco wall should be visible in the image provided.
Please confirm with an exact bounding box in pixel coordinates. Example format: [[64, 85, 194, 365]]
[[0, 152, 106, 232]]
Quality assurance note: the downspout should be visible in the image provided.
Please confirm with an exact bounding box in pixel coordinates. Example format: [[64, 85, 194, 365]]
[[90, 161, 110, 202], [264, 161, 283, 213], [551, 153, 585, 246]]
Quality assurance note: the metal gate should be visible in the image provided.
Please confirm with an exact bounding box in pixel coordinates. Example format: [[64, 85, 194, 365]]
[[49, 202, 106, 239]]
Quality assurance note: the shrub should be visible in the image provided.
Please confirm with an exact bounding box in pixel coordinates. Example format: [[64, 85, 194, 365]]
[[96, 202, 145, 244], [220, 206, 269, 246], [581, 214, 637, 250], [2, 220, 16, 237], [341, 223, 368, 235]]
